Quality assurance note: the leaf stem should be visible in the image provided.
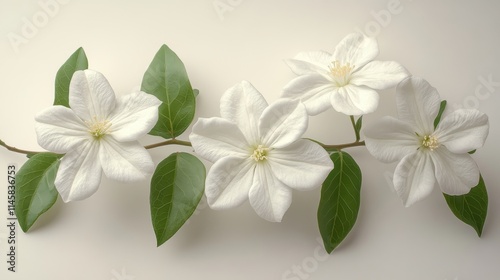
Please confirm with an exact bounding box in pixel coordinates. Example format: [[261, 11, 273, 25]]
[[0, 139, 39, 155], [144, 139, 192, 150]]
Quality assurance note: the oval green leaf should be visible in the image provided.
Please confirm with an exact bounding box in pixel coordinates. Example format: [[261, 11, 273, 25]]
[[150, 152, 206, 246], [54, 47, 88, 107], [444, 175, 488, 237], [433, 100, 447, 129], [318, 151, 362, 253], [15, 153, 61, 232], [141, 44, 196, 139]]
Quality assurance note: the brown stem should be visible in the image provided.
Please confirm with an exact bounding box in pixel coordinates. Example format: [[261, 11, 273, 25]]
[[144, 139, 192, 150], [321, 140, 365, 151], [0, 139, 40, 155]]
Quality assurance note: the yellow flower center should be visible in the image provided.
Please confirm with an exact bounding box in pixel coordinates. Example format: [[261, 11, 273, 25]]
[[251, 145, 269, 162], [329, 61, 354, 87], [421, 135, 439, 151], [86, 117, 112, 139]]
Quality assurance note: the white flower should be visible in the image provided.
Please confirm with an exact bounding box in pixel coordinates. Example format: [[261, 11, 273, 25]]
[[189, 81, 333, 222], [283, 32, 409, 116], [364, 76, 489, 206], [35, 70, 161, 202]]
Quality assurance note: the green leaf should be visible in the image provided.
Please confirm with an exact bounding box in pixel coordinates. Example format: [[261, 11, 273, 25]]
[[15, 153, 61, 232], [150, 152, 206, 246], [193, 89, 199, 98], [468, 149, 476, 154], [54, 47, 88, 107], [444, 175, 488, 236], [318, 151, 362, 253], [141, 45, 196, 139], [433, 100, 447, 129], [355, 116, 363, 141]]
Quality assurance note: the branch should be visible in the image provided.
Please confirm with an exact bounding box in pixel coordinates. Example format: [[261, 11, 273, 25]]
[[0, 139, 40, 155], [144, 139, 192, 150]]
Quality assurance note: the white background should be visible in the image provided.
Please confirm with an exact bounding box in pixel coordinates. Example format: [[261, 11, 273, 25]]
[[1, 0, 499, 279]]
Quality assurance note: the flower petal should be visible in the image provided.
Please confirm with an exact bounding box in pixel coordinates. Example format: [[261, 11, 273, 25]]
[[34, 106, 89, 153], [248, 163, 292, 222], [98, 137, 154, 181], [285, 51, 332, 75], [282, 74, 334, 115], [69, 70, 116, 121], [431, 148, 480, 195], [393, 151, 436, 207], [351, 60, 409, 90], [190, 117, 249, 163], [205, 156, 254, 209], [435, 109, 489, 154], [267, 139, 333, 190], [220, 81, 268, 145], [331, 85, 379, 115], [396, 77, 441, 134], [364, 116, 419, 163], [109, 91, 161, 142], [259, 99, 308, 148], [332, 33, 378, 71], [55, 142, 102, 202]]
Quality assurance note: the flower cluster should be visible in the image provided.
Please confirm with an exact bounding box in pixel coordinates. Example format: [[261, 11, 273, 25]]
[[5, 32, 489, 252]]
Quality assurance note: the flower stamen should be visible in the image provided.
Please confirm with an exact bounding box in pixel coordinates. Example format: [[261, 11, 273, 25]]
[[86, 117, 112, 139], [251, 145, 269, 162], [421, 135, 439, 151], [329, 61, 354, 87]]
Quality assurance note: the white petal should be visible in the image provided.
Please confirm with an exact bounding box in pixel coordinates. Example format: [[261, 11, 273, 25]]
[[205, 156, 254, 209], [248, 163, 292, 222], [350, 60, 409, 90], [190, 117, 249, 163], [285, 50, 332, 75], [267, 139, 333, 190], [435, 109, 489, 154], [364, 116, 419, 163], [69, 70, 116, 121], [396, 77, 441, 134], [55, 142, 102, 202], [332, 33, 378, 71], [331, 85, 379, 115], [393, 151, 436, 207], [98, 137, 154, 181], [109, 91, 161, 142], [282, 74, 334, 115], [220, 81, 268, 145], [431, 148, 479, 195], [259, 99, 308, 148], [34, 106, 89, 153]]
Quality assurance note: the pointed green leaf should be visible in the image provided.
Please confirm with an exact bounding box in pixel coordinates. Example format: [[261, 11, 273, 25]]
[[318, 151, 362, 253], [15, 153, 61, 232], [433, 100, 447, 129], [444, 175, 488, 236], [354, 116, 363, 141], [141, 45, 196, 139], [54, 47, 88, 107], [150, 152, 206, 246]]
